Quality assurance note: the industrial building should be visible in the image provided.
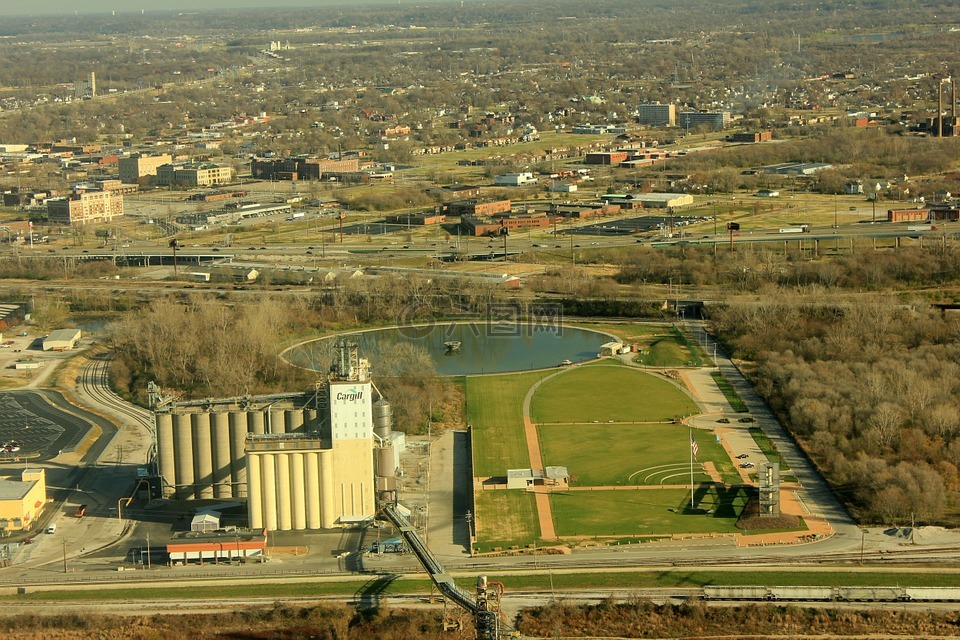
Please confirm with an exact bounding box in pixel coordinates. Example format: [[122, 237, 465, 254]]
[[46, 191, 124, 225], [460, 212, 554, 236], [251, 156, 363, 181], [43, 328, 81, 351], [729, 131, 772, 143], [154, 340, 402, 532], [166, 528, 267, 564], [599, 193, 693, 209], [384, 212, 446, 225], [759, 162, 833, 176], [493, 172, 537, 186], [0, 469, 46, 532], [888, 208, 929, 223], [585, 151, 629, 165]]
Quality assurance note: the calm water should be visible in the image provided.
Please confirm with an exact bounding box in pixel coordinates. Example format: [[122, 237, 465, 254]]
[[289, 323, 613, 376]]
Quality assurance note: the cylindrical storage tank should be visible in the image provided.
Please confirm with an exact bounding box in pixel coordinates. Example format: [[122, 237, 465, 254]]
[[211, 412, 232, 499], [376, 446, 396, 478], [172, 413, 194, 500], [291, 453, 307, 530], [303, 409, 318, 433], [276, 453, 292, 531], [192, 413, 214, 499], [319, 449, 336, 528], [247, 452, 263, 529], [372, 399, 393, 439], [248, 411, 265, 435], [156, 413, 176, 498], [261, 454, 278, 531], [285, 409, 304, 434], [229, 412, 248, 498], [270, 409, 286, 435], [305, 452, 321, 529]]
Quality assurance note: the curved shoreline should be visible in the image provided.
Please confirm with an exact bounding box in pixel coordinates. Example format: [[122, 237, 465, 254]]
[[281, 321, 619, 377]]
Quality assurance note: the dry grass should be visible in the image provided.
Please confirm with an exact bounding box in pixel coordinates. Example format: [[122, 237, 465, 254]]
[[0, 605, 462, 639]]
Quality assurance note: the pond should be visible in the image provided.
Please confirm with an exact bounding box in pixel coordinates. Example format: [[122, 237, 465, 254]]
[[286, 322, 614, 376]]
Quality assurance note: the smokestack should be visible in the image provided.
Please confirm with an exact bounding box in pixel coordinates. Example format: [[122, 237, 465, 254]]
[[939, 81, 944, 138]]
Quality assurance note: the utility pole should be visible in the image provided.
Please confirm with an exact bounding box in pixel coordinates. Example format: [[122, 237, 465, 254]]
[[62, 540, 67, 574], [146, 532, 152, 570], [169, 238, 179, 275]]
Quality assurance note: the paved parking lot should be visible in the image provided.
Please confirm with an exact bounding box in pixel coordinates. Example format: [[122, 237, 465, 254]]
[[0, 391, 94, 461]]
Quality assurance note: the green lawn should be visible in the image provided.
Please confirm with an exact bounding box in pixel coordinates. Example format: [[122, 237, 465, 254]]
[[473, 490, 541, 552], [711, 370, 749, 412], [468, 371, 545, 477], [550, 486, 752, 537], [637, 326, 704, 368], [748, 426, 797, 481], [573, 322, 702, 368], [9, 569, 960, 603], [538, 423, 739, 486], [530, 365, 699, 424]]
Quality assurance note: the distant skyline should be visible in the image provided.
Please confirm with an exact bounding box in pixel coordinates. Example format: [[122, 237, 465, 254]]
[[0, 0, 453, 17]]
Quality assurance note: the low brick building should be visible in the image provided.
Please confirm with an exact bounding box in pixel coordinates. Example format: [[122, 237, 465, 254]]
[[444, 199, 512, 217], [887, 208, 930, 223]]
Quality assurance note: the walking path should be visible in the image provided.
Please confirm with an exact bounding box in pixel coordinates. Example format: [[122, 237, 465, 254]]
[[521, 372, 563, 540]]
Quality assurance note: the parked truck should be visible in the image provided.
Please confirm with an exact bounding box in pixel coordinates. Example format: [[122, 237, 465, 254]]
[[779, 225, 809, 234]]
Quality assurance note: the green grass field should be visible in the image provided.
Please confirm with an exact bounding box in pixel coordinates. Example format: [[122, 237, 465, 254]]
[[538, 423, 739, 486], [711, 370, 749, 413], [468, 371, 546, 477], [10, 570, 960, 603], [636, 330, 701, 367], [573, 322, 702, 368], [530, 365, 699, 424], [550, 486, 752, 537], [473, 490, 541, 552]]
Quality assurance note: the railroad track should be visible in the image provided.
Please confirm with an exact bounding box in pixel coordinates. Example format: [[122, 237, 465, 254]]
[[78, 351, 153, 431], [430, 545, 960, 575]]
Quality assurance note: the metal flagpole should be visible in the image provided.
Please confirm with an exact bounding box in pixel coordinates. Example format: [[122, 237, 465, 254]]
[[690, 429, 695, 510]]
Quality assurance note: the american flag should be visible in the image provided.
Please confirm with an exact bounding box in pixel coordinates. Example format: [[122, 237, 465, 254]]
[[690, 432, 699, 458]]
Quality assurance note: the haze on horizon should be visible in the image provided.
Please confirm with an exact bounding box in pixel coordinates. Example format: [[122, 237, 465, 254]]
[[0, 0, 453, 17]]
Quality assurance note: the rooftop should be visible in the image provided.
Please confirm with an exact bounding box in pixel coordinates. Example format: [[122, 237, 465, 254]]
[[45, 328, 80, 341], [0, 478, 35, 501]]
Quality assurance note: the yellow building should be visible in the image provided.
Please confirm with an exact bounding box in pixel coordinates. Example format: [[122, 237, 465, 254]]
[[157, 163, 233, 187], [118, 153, 173, 184], [245, 434, 374, 530], [0, 469, 46, 532]]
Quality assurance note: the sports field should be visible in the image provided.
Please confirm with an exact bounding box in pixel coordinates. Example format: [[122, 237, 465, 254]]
[[473, 490, 541, 552], [549, 486, 753, 537], [468, 371, 545, 477], [530, 365, 699, 424], [538, 423, 738, 486]]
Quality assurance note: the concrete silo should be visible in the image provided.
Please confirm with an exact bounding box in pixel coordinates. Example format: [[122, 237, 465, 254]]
[[172, 413, 194, 500], [211, 412, 232, 499], [156, 413, 175, 498], [191, 413, 214, 499]]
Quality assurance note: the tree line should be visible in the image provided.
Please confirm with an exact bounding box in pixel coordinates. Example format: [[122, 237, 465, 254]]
[[106, 275, 500, 432], [712, 292, 960, 525]]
